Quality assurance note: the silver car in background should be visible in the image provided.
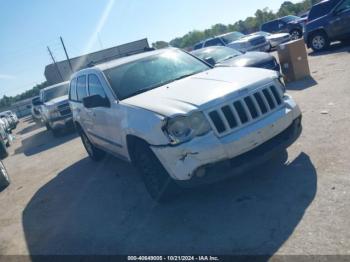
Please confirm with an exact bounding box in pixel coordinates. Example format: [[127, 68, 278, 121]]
[[193, 31, 270, 53], [251, 31, 291, 50]]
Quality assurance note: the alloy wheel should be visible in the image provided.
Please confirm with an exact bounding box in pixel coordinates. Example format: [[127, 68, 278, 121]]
[[312, 35, 325, 50], [291, 31, 301, 40]]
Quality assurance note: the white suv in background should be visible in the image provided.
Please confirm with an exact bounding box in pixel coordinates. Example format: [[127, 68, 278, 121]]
[[39, 81, 72, 136], [69, 48, 302, 201]]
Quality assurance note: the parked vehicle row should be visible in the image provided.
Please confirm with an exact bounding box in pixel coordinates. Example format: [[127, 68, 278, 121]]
[[193, 31, 270, 53], [192, 0, 350, 54], [190, 46, 280, 71], [0, 111, 16, 191], [67, 48, 302, 201]]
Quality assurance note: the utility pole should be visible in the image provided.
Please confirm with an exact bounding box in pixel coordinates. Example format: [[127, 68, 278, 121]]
[[60, 36, 73, 73], [47, 46, 64, 81]]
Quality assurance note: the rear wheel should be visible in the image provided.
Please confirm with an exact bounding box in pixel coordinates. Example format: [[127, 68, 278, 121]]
[[0, 161, 10, 190], [290, 29, 302, 40], [131, 140, 178, 202], [45, 122, 51, 131], [309, 31, 329, 52], [80, 132, 105, 161]]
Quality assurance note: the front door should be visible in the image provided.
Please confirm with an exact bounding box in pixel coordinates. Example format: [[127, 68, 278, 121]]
[[86, 74, 125, 157]]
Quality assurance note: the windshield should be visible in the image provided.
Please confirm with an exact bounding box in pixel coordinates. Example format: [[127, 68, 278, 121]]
[[43, 84, 69, 102], [220, 32, 245, 44], [192, 46, 242, 63], [103, 49, 210, 100]]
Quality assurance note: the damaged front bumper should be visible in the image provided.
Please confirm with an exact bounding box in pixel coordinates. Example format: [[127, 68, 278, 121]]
[[151, 96, 302, 184]]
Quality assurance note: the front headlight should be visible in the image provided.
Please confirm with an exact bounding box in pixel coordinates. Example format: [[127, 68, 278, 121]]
[[48, 108, 60, 119], [164, 111, 211, 145]]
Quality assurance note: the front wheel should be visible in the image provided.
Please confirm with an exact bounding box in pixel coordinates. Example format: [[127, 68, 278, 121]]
[[0, 140, 8, 159], [310, 32, 329, 52], [80, 132, 105, 161], [0, 161, 10, 190], [131, 140, 178, 202]]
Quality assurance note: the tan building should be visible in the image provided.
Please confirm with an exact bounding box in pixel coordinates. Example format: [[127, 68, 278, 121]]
[[44, 38, 150, 85]]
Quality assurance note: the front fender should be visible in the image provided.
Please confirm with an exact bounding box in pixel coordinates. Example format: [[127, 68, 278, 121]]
[[123, 105, 169, 146]]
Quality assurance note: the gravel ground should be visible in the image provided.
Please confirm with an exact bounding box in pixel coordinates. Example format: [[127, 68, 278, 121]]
[[0, 43, 350, 257]]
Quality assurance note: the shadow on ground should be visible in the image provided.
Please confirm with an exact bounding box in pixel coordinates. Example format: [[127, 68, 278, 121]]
[[22, 151, 317, 256], [14, 128, 78, 156], [17, 122, 42, 136], [286, 76, 318, 91], [308, 41, 350, 57]]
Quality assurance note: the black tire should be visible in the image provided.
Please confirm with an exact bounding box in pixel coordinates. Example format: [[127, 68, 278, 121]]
[[0, 140, 8, 160], [131, 140, 179, 202], [80, 132, 105, 161], [45, 122, 51, 131], [0, 160, 10, 190], [309, 31, 330, 52], [290, 29, 302, 40]]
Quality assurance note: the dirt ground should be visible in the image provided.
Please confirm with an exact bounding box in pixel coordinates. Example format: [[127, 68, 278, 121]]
[[0, 43, 350, 257]]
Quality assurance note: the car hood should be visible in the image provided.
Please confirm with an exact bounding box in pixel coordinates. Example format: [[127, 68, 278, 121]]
[[44, 95, 69, 107], [267, 33, 290, 40], [231, 34, 261, 44], [123, 67, 277, 116], [216, 52, 274, 67]]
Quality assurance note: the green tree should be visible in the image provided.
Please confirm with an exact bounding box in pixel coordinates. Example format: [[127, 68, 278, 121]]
[[152, 41, 169, 49]]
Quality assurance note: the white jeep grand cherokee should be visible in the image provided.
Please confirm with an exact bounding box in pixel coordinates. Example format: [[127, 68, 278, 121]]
[[69, 48, 302, 201]]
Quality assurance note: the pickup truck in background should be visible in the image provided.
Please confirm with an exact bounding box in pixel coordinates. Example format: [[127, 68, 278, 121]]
[[37, 81, 72, 136]]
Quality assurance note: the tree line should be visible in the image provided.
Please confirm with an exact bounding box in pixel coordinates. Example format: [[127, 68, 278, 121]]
[[0, 81, 49, 109], [152, 0, 321, 49]]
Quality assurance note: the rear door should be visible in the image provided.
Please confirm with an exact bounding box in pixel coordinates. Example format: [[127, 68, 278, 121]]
[[328, 0, 350, 38], [75, 75, 92, 135]]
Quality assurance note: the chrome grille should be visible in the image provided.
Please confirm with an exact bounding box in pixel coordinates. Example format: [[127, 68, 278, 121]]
[[57, 103, 71, 116], [207, 85, 283, 136]]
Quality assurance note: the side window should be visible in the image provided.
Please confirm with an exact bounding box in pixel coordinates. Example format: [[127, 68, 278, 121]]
[[204, 38, 224, 47], [69, 78, 77, 101], [336, 0, 350, 13], [88, 74, 107, 98], [262, 21, 275, 32], [278, 20, 287, 30], [76, 75, 87, 102]]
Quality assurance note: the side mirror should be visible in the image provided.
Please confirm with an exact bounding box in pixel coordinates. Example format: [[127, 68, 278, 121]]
[[83, 95, 110, 108], [204, 57, 216, 66]]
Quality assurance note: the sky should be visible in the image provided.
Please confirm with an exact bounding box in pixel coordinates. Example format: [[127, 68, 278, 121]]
[[0, 0, 294, 97]]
